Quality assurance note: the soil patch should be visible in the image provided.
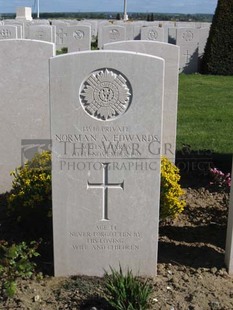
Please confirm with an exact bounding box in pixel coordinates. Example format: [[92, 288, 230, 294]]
[[0, 177, 232, 309]]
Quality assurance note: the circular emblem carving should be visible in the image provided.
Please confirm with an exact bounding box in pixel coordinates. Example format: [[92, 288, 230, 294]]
[[80, 69, 132, 121], [0, 29, 11, 38], [148, 30, 158, 41], [182, 30, 194, 41], [109, 29, 120, 40], [73, 30, 84, 40]]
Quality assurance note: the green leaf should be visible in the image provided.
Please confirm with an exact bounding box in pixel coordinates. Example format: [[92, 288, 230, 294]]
[[4, 281, 17, 298]]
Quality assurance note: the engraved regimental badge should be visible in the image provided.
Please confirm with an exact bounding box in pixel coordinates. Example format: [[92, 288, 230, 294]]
[[80, 69, 132, 121]]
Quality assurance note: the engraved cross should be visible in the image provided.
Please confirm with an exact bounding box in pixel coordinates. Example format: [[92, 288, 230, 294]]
[[57, 29, 67, 44], [87, 163, 124, 221]]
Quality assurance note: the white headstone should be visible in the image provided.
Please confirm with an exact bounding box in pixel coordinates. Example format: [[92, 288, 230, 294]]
[[168, 27, 176, 44], [176, 22, 196, 28], [82, 20, 98, 38], [0, 40, 55, 193], [27, 25, 54, 42], [198, 27, 210, 71], [51, 20, 69, 26], [163, 26, 169, 43], [66, 25, 91, 52], [55, 25, 69, 50], [176, 28, 199, 73], [141, 26, 164, 42], [50, 50, 164, 277], [0, 26, 18, 40], [51, 25, 56, 44], [201, 22, 211, 28], [31, 19, 50, 25], [225, 159, 233, 274], [104, 40, 179, 162], [120, 22, 141, 40], [98, 25, 126, 49], [3, 20, 24, 38], [198, 27, 210, 57]]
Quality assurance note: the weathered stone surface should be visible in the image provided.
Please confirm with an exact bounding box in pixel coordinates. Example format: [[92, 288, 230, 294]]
[[176, 28, 199, 73], [0, 26, 18, 39], [104, 40, 179, 162], [141, 26, 164, 42], [16, 7, 32, 21], [27, 25, 54, 42], [225, 158, 233, 274], [50, 50, 164, 277], [0, 40, 55, 193], [98, 25, 126, 49]]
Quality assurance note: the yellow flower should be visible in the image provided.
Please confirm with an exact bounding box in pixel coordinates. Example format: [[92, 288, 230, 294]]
[[160, 156, 186, 219]]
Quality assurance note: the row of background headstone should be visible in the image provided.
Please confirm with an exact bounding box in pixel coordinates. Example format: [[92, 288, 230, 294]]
[[0, 38, 232, 277], [0, 19, 210, 72], [50, 50, 164, 276], [0, 39, 178, 193], [0, 40, 55, 191], [0, 39, 167, 276]]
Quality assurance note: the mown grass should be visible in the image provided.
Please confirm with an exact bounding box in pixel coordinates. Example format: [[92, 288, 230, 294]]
[[177, 74, 233, 155]]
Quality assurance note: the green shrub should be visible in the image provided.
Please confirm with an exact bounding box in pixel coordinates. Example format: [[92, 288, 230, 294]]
[[0, 241, 39, 298], [7, 151, 52, 236], [160, 156, 185, 219], [56, 47, 68, 55], [91, 38, 98, 50], [201, 0, 233, 75], [104, 266, 152, 310]]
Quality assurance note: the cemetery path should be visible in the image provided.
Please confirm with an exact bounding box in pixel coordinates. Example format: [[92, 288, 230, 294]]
[[1, 184, 233, 309]]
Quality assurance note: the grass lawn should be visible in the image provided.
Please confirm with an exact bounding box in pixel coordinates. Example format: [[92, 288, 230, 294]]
[[176, 74, 233, 155]]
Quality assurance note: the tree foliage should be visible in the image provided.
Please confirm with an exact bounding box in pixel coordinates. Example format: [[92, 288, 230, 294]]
[[201, 0, 233, 75]]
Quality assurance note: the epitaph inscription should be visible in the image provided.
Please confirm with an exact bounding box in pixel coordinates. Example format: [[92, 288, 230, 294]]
[[80, 69, 132, 121], [70, 225, 141, 251]]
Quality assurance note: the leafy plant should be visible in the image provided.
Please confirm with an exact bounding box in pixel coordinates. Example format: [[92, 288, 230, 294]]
[[202, 0, 233, 75], [91, 37, 98, 50], [104, 266, 152, 310], [7, 151, 52, 237], [160, 156, 186, 219], [56, 47, 68, 55], [0, 240, 39, 298], [8, 152, 185, 225], [209, 167, 231, 192]]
